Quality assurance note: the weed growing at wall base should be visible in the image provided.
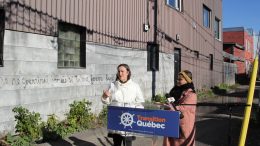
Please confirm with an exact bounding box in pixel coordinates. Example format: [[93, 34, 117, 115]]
[[97, 105, 108, 126], [12, 106, 42, 142], [2, 98, 106, 145]]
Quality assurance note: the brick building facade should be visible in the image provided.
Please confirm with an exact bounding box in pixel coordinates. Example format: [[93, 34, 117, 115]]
[[223, 27, 254, 75]]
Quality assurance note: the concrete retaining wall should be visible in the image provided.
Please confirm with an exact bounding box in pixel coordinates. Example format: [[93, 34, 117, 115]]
[[0, 30, 175, 134]]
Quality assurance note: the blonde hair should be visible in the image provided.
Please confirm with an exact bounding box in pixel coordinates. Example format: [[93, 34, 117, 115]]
[[179, 70, 192, 83]]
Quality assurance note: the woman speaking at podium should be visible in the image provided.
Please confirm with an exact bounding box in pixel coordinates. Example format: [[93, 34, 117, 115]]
[[163, 70, 197, 146], [101, 64, 144, 146]]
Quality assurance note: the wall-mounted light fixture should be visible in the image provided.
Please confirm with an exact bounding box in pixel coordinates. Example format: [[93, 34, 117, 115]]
[[143, 24, 150, 32], [176, 34, 180, 41], [192, 21, 197, 29]]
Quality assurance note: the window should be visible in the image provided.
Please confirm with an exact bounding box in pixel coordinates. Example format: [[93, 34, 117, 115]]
[[0, 9, 4, 67], [248, 40, 250, 51], [245, 40, 248, 51], [245, 40, 250, 51], [214, 17, 221, 40], [166, 0, 182, 11], [203, 5, 211, 28], [58, 22, 86, 68], [209, 54, 213, 70]]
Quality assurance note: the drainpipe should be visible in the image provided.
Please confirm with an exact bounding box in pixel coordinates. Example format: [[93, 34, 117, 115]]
[[152, 0, 158, 98], [153, 0, 158, 43]]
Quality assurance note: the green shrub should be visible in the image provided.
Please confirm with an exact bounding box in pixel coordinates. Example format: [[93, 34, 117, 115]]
[[42, 114, 66, 140], [66, 99, 95, 131], [218, 83, 228, 89], [197, 88, 215, 100], [42, 99, 97, 139], [152, 94, 167, 103], [6, 133, 32, 146], [5, 99, 98, 144], [143, 100, 162, 110], [216, 83, 238, 91], [97, 106, 108, 126], [12, 106, 42, 142]]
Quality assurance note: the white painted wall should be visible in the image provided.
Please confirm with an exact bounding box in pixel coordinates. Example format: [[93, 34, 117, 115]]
[[0, 30, 175, 134]]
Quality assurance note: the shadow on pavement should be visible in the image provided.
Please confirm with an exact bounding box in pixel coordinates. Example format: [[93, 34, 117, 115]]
[[225, 90, 248, 97], [196, 116, 241, 146], [196, 104, 260, 146], [99, 137, 113, 146], [45, 139, 72, 146], [224, 90, 260, 98], [41, 137, 97, 146], [68, 137, 96, 146], [212, 85, 260, 99]]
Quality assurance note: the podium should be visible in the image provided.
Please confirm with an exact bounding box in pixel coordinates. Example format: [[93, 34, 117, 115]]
[[107, 105, 180, 138]]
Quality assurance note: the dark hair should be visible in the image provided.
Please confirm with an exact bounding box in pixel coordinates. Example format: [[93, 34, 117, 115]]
[[116, 64, 131, 81], [182, 70, 192, 80]]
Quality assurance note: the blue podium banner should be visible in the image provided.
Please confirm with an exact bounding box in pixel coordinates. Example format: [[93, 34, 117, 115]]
[[107, 106, 180, 138]]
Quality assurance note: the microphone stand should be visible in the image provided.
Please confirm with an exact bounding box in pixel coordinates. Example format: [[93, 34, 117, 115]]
[[165, 94, 184, 119], [165, 94, 185, 138], [168, 102, 185, 138]]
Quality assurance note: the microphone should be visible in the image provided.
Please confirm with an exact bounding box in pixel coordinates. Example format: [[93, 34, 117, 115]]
[[165, 93, 184, 119], [165, 93, 175, 103], [167, 96, 175, 103]]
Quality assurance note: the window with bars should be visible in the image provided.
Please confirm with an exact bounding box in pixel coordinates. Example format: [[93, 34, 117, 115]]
[[0, 9, 4, 67], [58, 22, 86, 68]]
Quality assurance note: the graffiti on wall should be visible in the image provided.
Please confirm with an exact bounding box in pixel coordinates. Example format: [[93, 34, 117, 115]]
[[0, 74, 116, 90]]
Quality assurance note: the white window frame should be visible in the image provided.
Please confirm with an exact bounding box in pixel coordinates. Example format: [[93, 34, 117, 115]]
[[214, 17, 221, 40], [166, 0, 182, 11], [203, 5, 211, 28]]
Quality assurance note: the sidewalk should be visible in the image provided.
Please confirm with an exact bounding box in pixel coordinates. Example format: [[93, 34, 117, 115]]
[[36, 127, 163, 146]]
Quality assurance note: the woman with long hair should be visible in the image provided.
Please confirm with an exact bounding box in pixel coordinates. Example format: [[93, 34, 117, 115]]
[[101, 64, 144, 146]]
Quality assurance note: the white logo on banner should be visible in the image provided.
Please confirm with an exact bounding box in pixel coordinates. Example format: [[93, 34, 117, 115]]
[[120, 112, 135, 128]]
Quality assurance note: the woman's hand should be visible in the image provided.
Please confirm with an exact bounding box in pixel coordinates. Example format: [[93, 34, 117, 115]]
[[163, 103, 174, 110], [102, 89, 111, 98]]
